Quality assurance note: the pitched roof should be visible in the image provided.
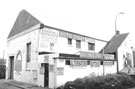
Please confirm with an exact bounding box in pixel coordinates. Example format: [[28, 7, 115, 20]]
[[8, 9, 107, 42], [8, 10, 40, 38], [101, 33, 129, 54]]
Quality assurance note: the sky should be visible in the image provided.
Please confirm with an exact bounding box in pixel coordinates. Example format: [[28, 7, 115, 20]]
[[0, 0, 135, 58]]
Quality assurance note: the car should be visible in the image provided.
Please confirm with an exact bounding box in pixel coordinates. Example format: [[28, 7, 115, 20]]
[[119, 67, 135, 75]]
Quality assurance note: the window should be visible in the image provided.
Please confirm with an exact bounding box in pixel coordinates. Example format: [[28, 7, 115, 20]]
[[68, 38, 72, 45], [76, 40, 81, 49], [26, 43, 31, 62], [65, 60, 70, 65], [88, 43, 95, 50], [87, 61, 90, 65]]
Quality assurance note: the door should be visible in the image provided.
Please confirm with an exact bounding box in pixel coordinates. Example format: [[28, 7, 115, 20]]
[[44, 63, 49, 87], [9, 56, 14, 79]]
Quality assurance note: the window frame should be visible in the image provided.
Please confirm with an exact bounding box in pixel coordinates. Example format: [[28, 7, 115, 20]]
[[26, 42, 31, 63], [76, 40, 81, 49], [88, 42, 95, 51], [68, 38, 72, 45]]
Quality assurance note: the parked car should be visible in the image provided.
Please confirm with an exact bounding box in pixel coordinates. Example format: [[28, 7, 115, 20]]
[[119, 67, 135, 79]]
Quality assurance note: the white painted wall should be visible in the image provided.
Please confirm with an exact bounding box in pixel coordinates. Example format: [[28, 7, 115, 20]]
[[56, 59, 117, 87], [117, 33, 135, 71], [7, 28, 40, 84], [39, 27, 107, 54]]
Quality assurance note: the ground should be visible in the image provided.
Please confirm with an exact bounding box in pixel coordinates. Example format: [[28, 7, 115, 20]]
[[0, 79, 48, 89]]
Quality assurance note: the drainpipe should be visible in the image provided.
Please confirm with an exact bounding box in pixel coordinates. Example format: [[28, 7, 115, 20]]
[[116, 51, 119, 73]]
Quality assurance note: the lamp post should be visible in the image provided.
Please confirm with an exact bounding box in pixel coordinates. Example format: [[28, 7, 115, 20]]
[[115, 12, 125, 35]]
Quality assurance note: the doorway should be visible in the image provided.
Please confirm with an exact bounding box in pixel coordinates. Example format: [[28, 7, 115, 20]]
[[44, 63, 49, 87], [9, 56, 14, 79]]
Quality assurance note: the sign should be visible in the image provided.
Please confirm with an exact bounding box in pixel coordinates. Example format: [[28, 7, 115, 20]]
[[70, 60, 87, 68], [103, 61, 114, 66], [39, 67, 44, 74], [59, 31, 85, 41], [80, 51, 103, 59], [57, 67, 64, 75], [73, 34, 85, 41], [41, 28, 59, 43], [49, 65, 54, 72], [104, 54, 114, 60], [40, 28, 58, 48], [44, 55, 49, 63], [90, 61, 100, 67], [59, 31, 72, 38], [85, 37, 95, 43], [32, 70, 37, 79]]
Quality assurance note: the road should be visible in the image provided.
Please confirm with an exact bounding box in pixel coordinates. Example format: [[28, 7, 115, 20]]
[[0, 79, 47, 89]]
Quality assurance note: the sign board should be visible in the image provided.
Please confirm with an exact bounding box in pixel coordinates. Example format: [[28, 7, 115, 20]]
[[80, 51, 103, 59], [41, 28, 59, 43], [57, 67, 64, 75], [40, 28, 58, 49], [59, 31, 85, 41], [85, 37, 95, 43], [44, 55, 49, 63], [103, 61, 114, 66], [32, 70, 37, 79], [104, 54, 114, 60], [90, 61, 100, 67], [70, 60, 87, 68], [49, 65, 54, 72], [39, 67, 44, 74], [59, 31, 72, 38]]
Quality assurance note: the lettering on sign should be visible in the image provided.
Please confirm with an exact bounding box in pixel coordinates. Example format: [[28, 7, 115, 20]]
[[49, 65, 54, 72], [103, 61, 114, 66], [57, 67, 64, 75], [70, 60, 87, 68], [41, 28, 59, 43], [104, 54, 114, 60], [85, 37, 95, 43], [59, 31, 85, 41], [40, 28, 58, 48], [44, 55, 49, 63], [39, 67, 44, 74], [90, 61, 100, 67], [59, 31, 72, 38], [73, 34, 85, 41]]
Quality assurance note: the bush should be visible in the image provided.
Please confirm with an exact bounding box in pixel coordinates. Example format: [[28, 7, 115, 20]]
[[57, 74, 135, 89]]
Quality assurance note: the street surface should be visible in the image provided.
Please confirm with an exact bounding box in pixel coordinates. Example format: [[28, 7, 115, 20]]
[[0, 79, 48, 89]]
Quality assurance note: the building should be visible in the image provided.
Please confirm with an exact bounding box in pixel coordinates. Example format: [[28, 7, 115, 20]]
[[6, 10, 117, 88], [101, 32, 135, 72]]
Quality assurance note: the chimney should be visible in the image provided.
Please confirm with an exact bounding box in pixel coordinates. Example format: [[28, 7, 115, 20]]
[[116, 30, 120, 35]]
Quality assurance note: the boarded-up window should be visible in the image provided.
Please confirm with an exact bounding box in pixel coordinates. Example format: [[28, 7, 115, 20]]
[[65, 60, 70, 65], [88, 43, 95, 50], [68, 38, 72, 45], [76, 40, 81, 49], [26, 43, 31, 62]]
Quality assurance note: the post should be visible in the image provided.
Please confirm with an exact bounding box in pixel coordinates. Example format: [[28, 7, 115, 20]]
[[102, 47, 105, 76], [115, 12, 125, 35]]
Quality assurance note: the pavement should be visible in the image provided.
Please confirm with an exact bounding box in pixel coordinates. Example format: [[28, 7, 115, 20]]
[[0, 79, 50, 89]]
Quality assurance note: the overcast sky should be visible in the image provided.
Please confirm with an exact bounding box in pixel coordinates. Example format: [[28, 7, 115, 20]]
[[1, 0, 135, 58]]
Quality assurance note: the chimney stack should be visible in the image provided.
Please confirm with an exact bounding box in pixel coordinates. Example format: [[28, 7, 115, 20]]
[[116, 30, 120, 35]]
